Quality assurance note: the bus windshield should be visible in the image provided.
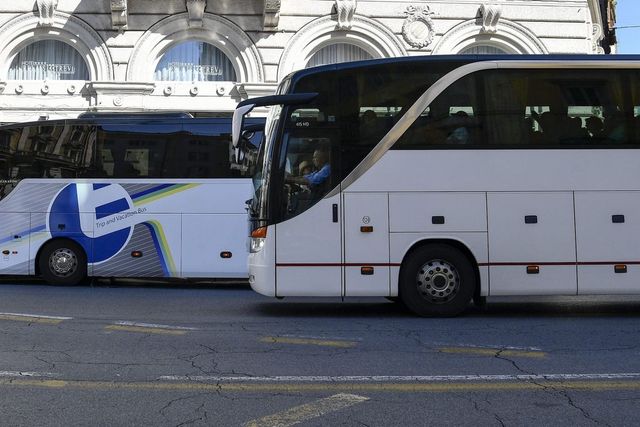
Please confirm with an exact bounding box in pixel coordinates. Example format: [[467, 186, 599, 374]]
[[251, 104, 281, 220], [250, 59, 464, 228]]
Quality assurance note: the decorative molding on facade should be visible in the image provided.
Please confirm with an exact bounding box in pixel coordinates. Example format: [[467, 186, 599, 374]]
[[88, 81, 155, 109], [587, 0, 606, 54], [110, 0, 128, 30], [36, 0, 58, 26], [127, 13, 264, 83], [263, 0, 281, 31], [236, 82, 278, 100], [335, 0, 357, 30], [431, 18, 548, 54], [0, 12, 114, 81], [592, 23, 605, 54], [186, 0, 206, 28], [402, 5, 435, 49], [479, 4, 502, 34], [279, 14, 407, 80], [0, 81, 6, 94]]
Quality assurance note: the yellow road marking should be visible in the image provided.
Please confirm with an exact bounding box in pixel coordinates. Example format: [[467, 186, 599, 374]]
[[2, 379, 640, 393], [0, 314, 64, 325], [439, 347, 546, 359], [244, 393, 369, 427], [104, 325, 187, 336], [260, 336, 357, 348]]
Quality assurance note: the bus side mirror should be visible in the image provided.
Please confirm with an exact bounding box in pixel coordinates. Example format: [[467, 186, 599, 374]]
[[232, 103, 256, 154]]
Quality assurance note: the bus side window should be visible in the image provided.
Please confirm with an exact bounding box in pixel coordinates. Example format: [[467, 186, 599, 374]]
[[178, 122, 234, 179], [97, 122, 173, 178]]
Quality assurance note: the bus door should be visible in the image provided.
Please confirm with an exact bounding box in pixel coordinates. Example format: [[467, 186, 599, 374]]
[[274, 114, 343, 296], [343, 192, 390, 296], [275, 193, 343, 296]]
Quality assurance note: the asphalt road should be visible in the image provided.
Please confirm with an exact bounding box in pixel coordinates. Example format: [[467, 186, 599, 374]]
[[0, 281, 640, 426]]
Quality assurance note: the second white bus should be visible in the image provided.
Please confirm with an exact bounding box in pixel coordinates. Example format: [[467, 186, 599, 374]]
[[234, 55, 640, 316]]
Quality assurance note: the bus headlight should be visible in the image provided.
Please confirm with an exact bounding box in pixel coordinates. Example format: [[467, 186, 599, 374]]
[[250, 226, 267, 253], [250, 237, 265, 253]]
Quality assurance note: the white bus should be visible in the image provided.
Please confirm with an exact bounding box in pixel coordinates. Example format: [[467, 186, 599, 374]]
[[233, 55, 640, 316], [0, 113, 263, 285]]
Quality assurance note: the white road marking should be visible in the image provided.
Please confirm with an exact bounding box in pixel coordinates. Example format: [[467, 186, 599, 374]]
[[0, 371, 57, 378], [159, 373, 640, 382], [277, 334, 363, 341], [0, 313, 73, 320], [444, 343, 544, 351], [113, 321, 197, 331], [243, 393, 369, 427]]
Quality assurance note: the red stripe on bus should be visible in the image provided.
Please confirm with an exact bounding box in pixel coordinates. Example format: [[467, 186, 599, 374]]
[[276, 263, 402, 267], [277, 262, 640, 267], [478, 262, 640, 267]]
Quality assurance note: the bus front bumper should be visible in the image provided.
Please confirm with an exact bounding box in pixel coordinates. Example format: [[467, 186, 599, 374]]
[[248, 225, 276, 297]]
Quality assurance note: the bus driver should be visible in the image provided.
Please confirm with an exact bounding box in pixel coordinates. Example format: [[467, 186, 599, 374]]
[[287, 145, 331, 192]]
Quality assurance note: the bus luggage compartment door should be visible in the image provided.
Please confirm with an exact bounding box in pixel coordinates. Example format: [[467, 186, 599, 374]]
[[182, 214, 248, 278], [575, 191, 640, 294], [487, 192, 577, 295], [0, 213, 30, 275], [343, 192, 390, 296]]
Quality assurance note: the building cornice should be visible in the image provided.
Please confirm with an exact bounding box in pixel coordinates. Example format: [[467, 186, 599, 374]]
[[235, 82, 277, 100], [88, 81, 155, 109]]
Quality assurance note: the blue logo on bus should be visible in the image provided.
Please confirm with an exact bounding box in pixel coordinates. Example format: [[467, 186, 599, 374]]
[[48, 183, 134, 263]]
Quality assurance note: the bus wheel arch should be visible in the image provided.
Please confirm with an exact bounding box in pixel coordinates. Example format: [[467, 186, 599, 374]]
[[398, 239, 480, 316], [36, 238, 88, 286]]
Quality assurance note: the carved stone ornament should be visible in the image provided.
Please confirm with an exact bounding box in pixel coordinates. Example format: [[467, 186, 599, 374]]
[[263, 0, 281, 30], [479, 4, 502, 34], [592, 23, 605, 54], [186, 0, 206, 28], [335, 0, 357, 30], [36, 0, 58, 26], [110, 0, 128, 30], [402, 5, 435, 49]]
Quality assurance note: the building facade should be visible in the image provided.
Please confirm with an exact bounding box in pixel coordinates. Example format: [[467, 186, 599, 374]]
[[0, 0, 616, 123]]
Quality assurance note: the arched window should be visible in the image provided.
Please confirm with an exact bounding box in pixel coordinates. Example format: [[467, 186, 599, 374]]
[[306, 43, 374, 68], [154, 41, 237, 82], [459, 45, 511, 55], [8, 40, 89, 80]]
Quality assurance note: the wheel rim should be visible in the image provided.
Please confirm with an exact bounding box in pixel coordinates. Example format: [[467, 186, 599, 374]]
[[48, 248, 78, 277], [416, 259, 460, 304]]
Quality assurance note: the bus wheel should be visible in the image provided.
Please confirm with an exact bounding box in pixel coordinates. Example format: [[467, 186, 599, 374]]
[[39, 240, 87, 286], [400, 244, 475, 317]]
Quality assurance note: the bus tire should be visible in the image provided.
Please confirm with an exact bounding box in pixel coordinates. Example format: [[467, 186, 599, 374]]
[[39, 239, 88, 286], [400, 244, 475, 317]]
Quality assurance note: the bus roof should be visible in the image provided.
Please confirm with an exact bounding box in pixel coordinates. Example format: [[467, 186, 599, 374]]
[[0, 115, 264, 131], [285, 54, 640, 87], [78, 111, 194, 119]]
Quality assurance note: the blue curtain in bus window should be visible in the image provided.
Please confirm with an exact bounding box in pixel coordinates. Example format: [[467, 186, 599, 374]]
[[8, 40, 90, 80], [459, 45, 510, 55], [154, 41, 237, 82], [306, 44, 374, 68]]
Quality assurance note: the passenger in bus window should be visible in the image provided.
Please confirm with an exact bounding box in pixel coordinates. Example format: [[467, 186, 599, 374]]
[[603, 110, 627, 143], [560, 117, 589, 144], [445, 111, 471, 145], [298, 159, 313, 176], [360, 109, 386, 144], [586, 116, 604, 139]]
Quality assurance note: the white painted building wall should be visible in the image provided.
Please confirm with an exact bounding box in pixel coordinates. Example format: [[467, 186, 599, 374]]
[[0, 0, 610, 123]]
